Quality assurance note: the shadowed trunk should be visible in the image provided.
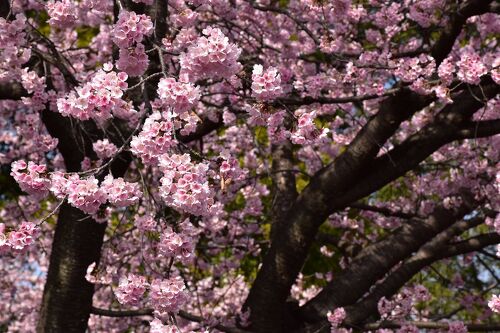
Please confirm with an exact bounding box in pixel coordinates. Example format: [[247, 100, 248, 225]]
[[36, 205, 106, 333]]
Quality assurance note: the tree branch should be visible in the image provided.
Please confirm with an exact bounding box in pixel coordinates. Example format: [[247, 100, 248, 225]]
[[90, 307, 249, 333], [301, 219, 496, 332], [0, 82, 28, 100], [431, 0, 495, 65], [349, 202, 415, 219], [300, 196, 478, 323], [363, 320, 500, 331]]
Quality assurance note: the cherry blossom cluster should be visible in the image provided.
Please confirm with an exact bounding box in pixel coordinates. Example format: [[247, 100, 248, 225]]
[[158, 227, 195, 265], [111, 11, 153, 48], [111, 10, 153, 76], [116, 44, 150, 77], [447, 321, 467, 333], [158, 154, 214, 216], [10, 160, 50, 199], [0, 222, 39, 253], [0, 14, 27, 47], [179, 27, 242, 82], [407, 0, 444, 28], [100, 175, 142, 208], [46, 0, 78, 29], [63, 175, 107, 215], [172, 8, 198, 28], [48, 172, 142, 214], [291, 111, 330, 145], [456, 51, 488, 85], [92, 139, 118, 160], [0, 14, 30, 77], [135, 214, 157, 232], [377, 285, 430, 319], [218, 150, 245, 186], [56, 70, 133, 123], [114, 274, 148, 306], [394, 55, 435, 83], [489, 295, 500, 313], [157, 77, 200, 114], [149, 319, 180, 333], [327, 307, 346, 331], [130, 112, 177, 165], [251, 65, 283, 101], [150, 276, 188, 317]]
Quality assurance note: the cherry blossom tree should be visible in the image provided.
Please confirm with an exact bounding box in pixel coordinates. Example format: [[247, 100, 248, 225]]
[[0, 0, 499, 332]]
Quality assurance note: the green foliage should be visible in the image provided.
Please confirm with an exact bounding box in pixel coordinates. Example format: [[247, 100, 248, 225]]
[[76, 26, 100, 48], [26, 10, 50, 37]]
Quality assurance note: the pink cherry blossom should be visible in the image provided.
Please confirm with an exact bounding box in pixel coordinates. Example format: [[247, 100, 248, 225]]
[[150, 276, 188, 316], [114, 274, 148, 306]]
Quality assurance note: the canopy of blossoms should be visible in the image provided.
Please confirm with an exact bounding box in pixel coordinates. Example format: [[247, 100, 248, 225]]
[[0, 0, 499, 332]]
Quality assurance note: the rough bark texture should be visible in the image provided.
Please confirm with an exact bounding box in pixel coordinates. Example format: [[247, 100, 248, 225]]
[[300, 196, 478, 322], [36, 205, 107, 333], [244, 0, 497, 324]]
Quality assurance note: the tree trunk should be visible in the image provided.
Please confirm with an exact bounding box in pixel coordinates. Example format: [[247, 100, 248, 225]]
[[36, 204, 106, 333]]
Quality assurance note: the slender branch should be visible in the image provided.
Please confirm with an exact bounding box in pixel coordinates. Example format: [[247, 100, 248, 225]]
[[349, 202, 415, 219], [363, 320, 500, 331], [275, 88, 400, 106], [90, 307, 249, 333]]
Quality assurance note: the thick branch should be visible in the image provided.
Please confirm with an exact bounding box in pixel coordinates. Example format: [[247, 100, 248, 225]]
[[301, 198, 478, 323], [244, 87, 433, 332], [302, 222, 496, 332], [0, 82, 28, 100], [456, 119, 500, 139], [335, 78, 499, 209], [270, 140, 298, 240], [244, 74, 497, 332], [431, 0, 495, 65]]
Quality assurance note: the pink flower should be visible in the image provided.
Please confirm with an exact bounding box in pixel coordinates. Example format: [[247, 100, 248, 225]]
[[135, 215, 157, 232], [111, 11, 153, 49], [101, 175, 142, 208], [65, 175, 107, 214], [56, 70, 133, 123], [116, 44, 150, 77], [157, 77, 200, 114], [158, 154, 215, 216], [179, 27, 242, 81], [46, 0, 78, 29], [251, 65, 283, 101], [115, 274, 148, 306], [448, 321, 467, 333], [11, 160, 50, 199], [457, 51, 487, 85], [291, 111, 329, 145], [130, 112, 177, 165], [92, 139, 118, 160], [488, 294, 500, 313], [7, 222, 39, 251], [327, 307, 346, 329], [158, 227, 195, 264], [150, 277, 188, 316], [149, 319, 180, 333]]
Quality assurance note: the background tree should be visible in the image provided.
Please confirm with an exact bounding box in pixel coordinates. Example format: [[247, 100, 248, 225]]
[[0, 0, 499, 332]]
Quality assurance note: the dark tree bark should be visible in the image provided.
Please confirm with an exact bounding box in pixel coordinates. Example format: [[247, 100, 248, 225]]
[[243, 0, 497, 328], [36, 204, 107, 333]]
